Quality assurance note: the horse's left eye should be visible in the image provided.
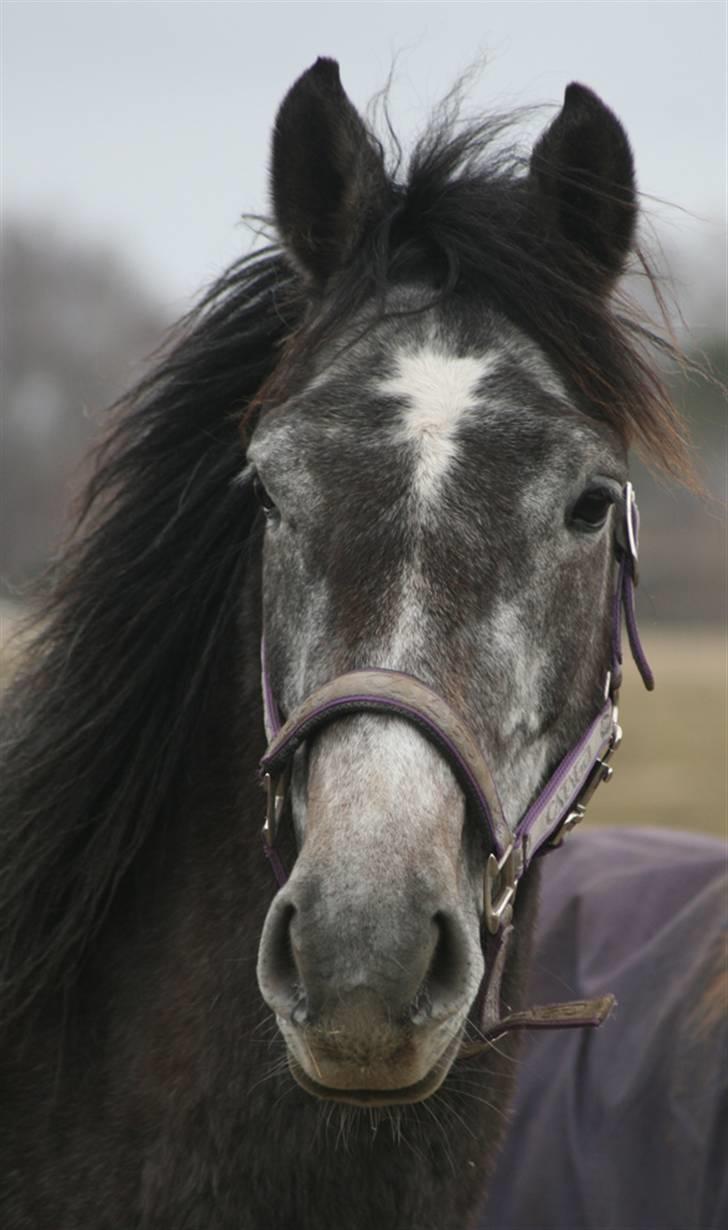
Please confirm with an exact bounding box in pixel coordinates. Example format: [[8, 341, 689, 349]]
[[569, 487, 614, 531], [253, 475, 277, 516]]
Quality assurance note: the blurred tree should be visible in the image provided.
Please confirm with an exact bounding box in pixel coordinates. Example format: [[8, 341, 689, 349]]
[[1, 221, 169, 592], [632, 332, 725, 626]]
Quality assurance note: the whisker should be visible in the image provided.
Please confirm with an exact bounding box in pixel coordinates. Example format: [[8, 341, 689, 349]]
[[247, 1054, 292, 1095], [461, 1020, 522, 1065], [420, 1095, 457, 1175], [432, 1093, 477, 1141], [270, 1078, 298, 1116], [440, 1084, 512, 1125], [301, 1036, 323, 1081]]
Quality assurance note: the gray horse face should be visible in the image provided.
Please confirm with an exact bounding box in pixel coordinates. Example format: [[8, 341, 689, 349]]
[[249, 293, 626, 1104]]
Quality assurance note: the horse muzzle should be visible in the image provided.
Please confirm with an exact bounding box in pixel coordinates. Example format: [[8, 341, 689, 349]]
[[257, 829, 482, 1102]]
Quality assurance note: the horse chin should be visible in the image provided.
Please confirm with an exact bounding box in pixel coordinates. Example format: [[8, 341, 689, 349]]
[[286, 1033, 462, 1108]]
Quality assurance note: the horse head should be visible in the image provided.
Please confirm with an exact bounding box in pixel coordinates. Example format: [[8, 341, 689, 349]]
[[252, 60, 641, 1106]]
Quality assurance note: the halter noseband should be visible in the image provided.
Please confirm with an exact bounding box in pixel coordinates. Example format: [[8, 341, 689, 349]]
[[257, 482, 652, 1044]]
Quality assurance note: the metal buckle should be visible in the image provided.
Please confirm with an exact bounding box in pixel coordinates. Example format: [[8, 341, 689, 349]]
[[549, 717, 623, 848], [484, 843, 521, 935], [549, 802, 587, 847], [262, 768, 289, 848]]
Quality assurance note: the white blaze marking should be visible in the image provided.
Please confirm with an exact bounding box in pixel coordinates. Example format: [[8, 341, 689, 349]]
[[379, 347, 498, 502]]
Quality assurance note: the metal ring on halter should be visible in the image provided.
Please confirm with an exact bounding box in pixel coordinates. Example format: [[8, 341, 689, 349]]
[[484, 844, 523, 935], [623, 480, 640, 584], [262, 766, 290, 847]]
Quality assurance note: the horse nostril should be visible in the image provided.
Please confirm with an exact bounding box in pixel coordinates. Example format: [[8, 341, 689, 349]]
[[412, 910, 469, 1024], [290, 997, 309, 1027], [258, 899, 308, 1022]]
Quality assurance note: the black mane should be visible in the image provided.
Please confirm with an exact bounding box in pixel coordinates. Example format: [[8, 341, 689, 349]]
[[0, 250, 301, 1028], [0, 92, 691, 1032]]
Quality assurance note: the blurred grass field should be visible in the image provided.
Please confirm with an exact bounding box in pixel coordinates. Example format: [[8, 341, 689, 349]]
[[588, 629, 726, 838], [0, 611, 725, 840]]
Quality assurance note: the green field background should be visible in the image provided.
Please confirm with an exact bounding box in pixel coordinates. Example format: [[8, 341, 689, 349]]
[[588, 629, 725, 839]]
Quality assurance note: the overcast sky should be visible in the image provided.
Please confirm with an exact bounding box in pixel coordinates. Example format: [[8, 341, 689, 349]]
[[3, 1, 726, 321]]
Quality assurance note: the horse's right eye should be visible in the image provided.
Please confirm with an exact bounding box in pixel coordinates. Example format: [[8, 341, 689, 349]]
[[569, 485, 615, 533], [253, 475, 277, 516]]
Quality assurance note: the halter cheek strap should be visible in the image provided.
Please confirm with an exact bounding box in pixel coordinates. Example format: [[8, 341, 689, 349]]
[[257, 482, 651, 1043]]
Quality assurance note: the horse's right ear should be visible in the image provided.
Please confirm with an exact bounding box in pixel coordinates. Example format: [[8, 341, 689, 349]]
[[529, 83, 637, 287], [270, 58, 391, 285]]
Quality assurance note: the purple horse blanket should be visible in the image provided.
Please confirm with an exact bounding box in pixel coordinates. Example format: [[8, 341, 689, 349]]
[[483, 827, 727, 1230]]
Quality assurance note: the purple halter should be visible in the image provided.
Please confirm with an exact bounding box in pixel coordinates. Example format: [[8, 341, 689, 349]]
[[257, 482, 653, 1042]]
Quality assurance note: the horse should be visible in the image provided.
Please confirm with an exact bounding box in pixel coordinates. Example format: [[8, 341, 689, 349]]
[[0, 58, 693, 1229]]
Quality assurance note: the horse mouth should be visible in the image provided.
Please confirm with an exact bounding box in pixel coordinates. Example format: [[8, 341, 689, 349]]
[[287, 1033, 461, 1107]]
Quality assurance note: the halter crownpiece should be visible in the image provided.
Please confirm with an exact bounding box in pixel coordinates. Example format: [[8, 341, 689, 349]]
[[257, 481, 651, 1042]]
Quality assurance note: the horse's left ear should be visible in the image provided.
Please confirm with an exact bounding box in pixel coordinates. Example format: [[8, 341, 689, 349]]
[[271, 58, 391, 284], [529, 83, 637, 285]]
